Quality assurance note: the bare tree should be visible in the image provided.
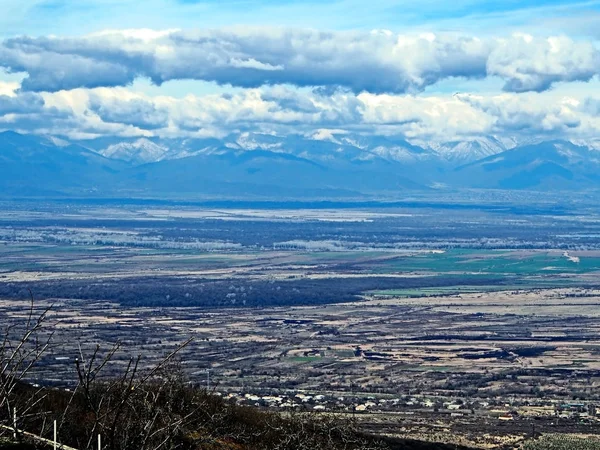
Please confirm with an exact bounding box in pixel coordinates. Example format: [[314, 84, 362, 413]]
[[66, 337, 195, 450], [0, 292, 54, 438]]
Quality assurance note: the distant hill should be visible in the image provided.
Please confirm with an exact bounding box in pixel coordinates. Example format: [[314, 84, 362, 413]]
[[0, 131, 127, 196], [451, 140, 600, 190], [123, 147, 366, 197]]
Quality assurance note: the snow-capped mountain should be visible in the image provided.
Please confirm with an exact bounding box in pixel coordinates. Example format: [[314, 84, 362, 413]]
[[4, 129, 600, 199], [229, 132, 285, 152], [97, 137, 230, 164], [430, 136, 508, 164], [89, 133, 520, 167], [101, 138, 171, 165], [310, 133, 436, 164], [268, 132, 439, 164]]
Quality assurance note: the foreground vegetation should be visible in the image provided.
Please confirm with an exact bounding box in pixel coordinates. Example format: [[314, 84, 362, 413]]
[[3, 384, 476, 450]]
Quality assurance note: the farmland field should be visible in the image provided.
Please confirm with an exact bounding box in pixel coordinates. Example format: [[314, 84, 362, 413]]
[[2, 198, 600, 448]]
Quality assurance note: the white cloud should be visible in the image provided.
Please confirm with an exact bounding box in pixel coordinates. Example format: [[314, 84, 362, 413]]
[[3, 67, 600, 145], [3, 28, 597, 95], [487, 34, 600, 92], [87, 92, 170, 129], [19, 84, 599, 143], [456, 92, 583, 135], [0, 81, 19, 96]]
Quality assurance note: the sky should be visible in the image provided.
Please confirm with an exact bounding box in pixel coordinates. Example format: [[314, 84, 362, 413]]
[[1, 0, 600, 145]]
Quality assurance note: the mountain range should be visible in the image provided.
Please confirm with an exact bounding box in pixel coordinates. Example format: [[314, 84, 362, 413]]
[[1, 130, 599, 199]]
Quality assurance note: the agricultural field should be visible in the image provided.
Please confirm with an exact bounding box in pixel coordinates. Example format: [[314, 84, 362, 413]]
[[2, 199, 600, 448], [372, 248, 600, 275], [523, 434, 600, 449]]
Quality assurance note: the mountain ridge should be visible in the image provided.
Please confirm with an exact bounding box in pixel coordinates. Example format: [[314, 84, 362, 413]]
[[2, 130, 600, 198]]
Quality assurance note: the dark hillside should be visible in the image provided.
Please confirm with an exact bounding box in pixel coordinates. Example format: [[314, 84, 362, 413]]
[[4, 379, 473, 450]]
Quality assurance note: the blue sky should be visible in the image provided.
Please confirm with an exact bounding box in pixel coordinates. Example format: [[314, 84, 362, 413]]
[[3, 0, 600, 37], [0, 0, 600, 145]]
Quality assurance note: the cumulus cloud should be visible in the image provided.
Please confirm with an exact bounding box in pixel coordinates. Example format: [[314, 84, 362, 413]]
[[0, 38, 137, 92], [3, 75, 600, 144], [487, 34, 600, 92], [0, 92, 45, 115], [0, 29, 439, 92], [456, 92, 582, 134], [88, 94, 170, 129], [0, 28, 507, 95], [0, 87, 152, 138], [1, 29, 599, 95], [0, 81, 20, 96], [0, 86, 73, 133]]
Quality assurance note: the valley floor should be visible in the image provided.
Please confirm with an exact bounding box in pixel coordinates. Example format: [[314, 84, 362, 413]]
[[3, 288, 600, 448], [2, 202, 600, 448]]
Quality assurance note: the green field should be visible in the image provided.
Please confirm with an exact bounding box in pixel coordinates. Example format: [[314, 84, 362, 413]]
[[374, 249, 600, 276], [290, 356, 323, 362]]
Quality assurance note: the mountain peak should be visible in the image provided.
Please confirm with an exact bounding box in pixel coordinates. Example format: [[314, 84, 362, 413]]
[[233, 132, 284, 151], [101, 138, 169, 164], [431, 136, 507, 164]]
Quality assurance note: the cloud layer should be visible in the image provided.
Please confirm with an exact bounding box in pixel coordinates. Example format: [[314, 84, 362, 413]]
[[0, 81, 596, 146], [1, 27, 600, 146], [1, 29, 599, 94]]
